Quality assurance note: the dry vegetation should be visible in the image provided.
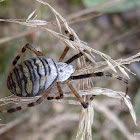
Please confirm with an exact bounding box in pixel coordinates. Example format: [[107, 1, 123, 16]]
[[0, 0, 140, 140]]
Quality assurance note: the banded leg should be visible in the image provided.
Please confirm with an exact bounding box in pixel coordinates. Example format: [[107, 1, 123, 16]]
[[59, 46, 70, 62], [65, 30, 74, 41], [58, 30, 74, 62], [70, 72, 129, 96], [0, 89, 51, 113], [12, 43, 44, 66], [59, 30, 87, 63], [47, 82, 64, 100], [65, 50, 87, 64], [66, 82, 89, 108]]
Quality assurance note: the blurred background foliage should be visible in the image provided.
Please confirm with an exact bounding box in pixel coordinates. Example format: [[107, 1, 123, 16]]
[[83, 0, 140, 12], [0, 0, 140, 140]]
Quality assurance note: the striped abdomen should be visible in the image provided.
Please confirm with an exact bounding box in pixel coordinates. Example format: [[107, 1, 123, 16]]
[[7, 56, 58, 97]]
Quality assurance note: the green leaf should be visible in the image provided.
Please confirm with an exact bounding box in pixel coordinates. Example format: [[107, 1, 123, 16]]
[[82, 0, 140, 13]]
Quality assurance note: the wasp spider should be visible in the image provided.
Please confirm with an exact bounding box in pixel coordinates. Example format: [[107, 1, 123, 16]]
[[0, 32, 128, 113]]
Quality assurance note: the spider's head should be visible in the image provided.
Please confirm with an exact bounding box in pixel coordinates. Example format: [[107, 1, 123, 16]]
[[56, 62, 75, 82]]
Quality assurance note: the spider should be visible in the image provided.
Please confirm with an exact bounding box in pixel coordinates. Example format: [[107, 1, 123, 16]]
[[0, 32, 128, 113]]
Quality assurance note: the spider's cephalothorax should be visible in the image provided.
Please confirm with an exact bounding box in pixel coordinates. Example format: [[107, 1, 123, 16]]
[[7, 56, 75, 97], [0, 32, 128, 113]]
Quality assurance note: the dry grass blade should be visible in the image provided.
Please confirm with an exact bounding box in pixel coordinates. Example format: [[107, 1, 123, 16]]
[[106, 60, 117, 73], [76, 103, 94, 140], [79, 87, 128, 98], [36, 0, 74, 35], [92, 100, 137, 140], [0, 0, 139, 140], [123, 98, 137, 126], [76, 52, 140, 76], [1, 0, 129, 75], [118, 66, 130, 79], [79, 88, 137, 125], [0, 19, 48, 27], [40, 113, 79, 132], [0, 29, 38, 45], [26, 10, 36, 21], [0, 0, 138, 77]]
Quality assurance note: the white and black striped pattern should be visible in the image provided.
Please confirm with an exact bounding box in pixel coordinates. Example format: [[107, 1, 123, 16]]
[[7, 56, 58, 97]]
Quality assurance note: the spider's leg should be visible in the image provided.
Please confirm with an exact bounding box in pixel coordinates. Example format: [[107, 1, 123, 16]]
[[59, 46, 70, 62], [60, 30, 87, 63], [65, 30, 74, 41], [64, 29, 89, 64], [70, 72, 129, 96], [0, 89, 51, 113], [58, 30, 75, 62], [66, 82, 89, 108], [47, 82, 64, 100], [89, 95, 96, 101], [65, 51, 85, 64], [12, 43, 44, 66]]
